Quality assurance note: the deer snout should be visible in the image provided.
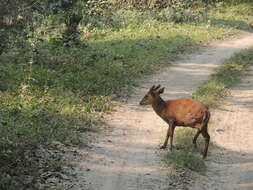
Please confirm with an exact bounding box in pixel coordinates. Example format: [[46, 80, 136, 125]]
[[139, 97, 147, 105], [139, 100, 145, 105]]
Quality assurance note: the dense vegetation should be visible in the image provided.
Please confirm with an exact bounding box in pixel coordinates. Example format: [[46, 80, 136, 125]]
[[0, 0, 252, 189]]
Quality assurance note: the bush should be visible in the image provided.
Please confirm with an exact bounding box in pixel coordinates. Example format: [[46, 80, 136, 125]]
[[158, 6, 206, 23], [112, 0, 205, 8]]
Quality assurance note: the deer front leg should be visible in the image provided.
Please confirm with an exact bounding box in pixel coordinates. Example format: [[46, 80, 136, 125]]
[[160, 119, 174, 150], [160, 126, 170, 149]]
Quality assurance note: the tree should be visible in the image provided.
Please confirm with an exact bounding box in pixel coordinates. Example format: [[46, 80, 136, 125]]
[[43, 0, 87, 44], [0, 0, 36, 53]]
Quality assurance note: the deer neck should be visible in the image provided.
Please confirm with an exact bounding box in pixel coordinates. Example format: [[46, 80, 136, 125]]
[[152, 96, 166, 117]]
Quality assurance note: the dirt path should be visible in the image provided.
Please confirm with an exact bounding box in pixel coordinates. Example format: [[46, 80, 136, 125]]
[[188, 66, 253, 190], [71, 32, 253, 190]]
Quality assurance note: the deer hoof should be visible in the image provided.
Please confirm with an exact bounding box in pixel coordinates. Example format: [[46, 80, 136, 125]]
[[160, 145, 166, 149], [202, 152, 207, 159]]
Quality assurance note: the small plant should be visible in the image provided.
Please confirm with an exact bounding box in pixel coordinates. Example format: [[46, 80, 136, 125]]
[[162, 127, 206, 172], [174, 128, 205, 151], [159, 6, 206, 23], [164, 150, 206, 172]]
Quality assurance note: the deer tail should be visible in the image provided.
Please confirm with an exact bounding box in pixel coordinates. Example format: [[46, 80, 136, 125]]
[[202, 110, 210, 126]]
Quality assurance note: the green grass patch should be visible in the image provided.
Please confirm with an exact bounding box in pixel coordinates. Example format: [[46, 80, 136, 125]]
[[163, 128, 206, 172], [193, 48, 253, 107], [164, 150, 206, 172], [209, 3, 253, 31], [174, 128, 205, 151]]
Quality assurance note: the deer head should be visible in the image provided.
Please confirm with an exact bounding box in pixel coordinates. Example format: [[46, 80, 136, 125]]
[[139, 85, 164, 105]]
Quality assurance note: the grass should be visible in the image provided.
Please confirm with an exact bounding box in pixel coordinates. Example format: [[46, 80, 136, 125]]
[[164, 150, 206, 172], [165, 47, 253, 173], [0, 1, 253, 189], [163, 128, 206, 172], [193, 48, 253, 107], [209, 3, 253, 31]]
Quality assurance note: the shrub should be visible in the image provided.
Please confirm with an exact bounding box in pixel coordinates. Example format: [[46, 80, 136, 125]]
[[158, 6, 206, 23]]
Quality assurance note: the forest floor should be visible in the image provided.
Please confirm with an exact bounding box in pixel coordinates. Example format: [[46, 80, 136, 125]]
[[60, 32, 253, 190]]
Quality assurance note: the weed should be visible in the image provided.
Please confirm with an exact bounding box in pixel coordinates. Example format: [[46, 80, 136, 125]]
[[163, 127, 206, 172], [164, 150, 206, 172]]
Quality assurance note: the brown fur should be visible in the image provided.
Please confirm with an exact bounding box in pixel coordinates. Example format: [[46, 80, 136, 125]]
[[140, 85, 210, 158]]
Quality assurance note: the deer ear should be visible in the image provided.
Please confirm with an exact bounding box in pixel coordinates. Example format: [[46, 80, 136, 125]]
[[150, 90, 155, 97], [154, 84, 161, 91], [158, 87, 165, 94], [150, 85, 155, 91]]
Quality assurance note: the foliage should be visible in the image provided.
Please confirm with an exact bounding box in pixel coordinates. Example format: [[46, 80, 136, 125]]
[[112, 0, 207, 8], [163, 127, 206, 172], [0, 92, 85, 189], [0, 0, 33, 53], [0, 0, 253, 189], [158, 6, 206, 23], [208, 2, 253, 30]]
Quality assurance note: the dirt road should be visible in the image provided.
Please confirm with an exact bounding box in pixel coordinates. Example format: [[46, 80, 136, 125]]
[[188, 67, 253, 190], [71, 32, 253, 190]]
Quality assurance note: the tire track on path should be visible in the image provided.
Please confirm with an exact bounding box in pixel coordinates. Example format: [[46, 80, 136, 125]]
[[189, 66, 253, 190]]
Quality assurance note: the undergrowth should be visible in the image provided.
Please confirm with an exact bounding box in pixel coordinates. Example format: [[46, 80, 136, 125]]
[[1, 1, 253, 189], [163, 128, 206, 172], [164, 150, 206, 172]]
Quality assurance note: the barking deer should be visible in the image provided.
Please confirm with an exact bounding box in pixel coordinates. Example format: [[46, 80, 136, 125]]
[[139, 85, 210, 158]]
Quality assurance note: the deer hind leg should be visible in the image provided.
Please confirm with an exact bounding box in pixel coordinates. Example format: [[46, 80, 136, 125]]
[[201, 127, 210, 159], [169, 125, 175, 151], [193, 129, 201, 148]]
